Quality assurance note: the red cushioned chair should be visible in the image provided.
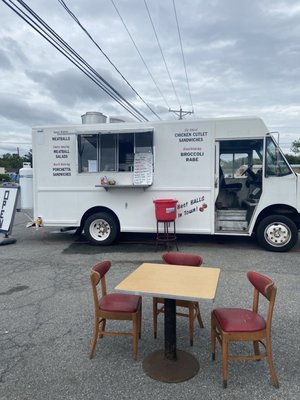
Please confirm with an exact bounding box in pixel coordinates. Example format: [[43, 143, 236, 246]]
[[89, 261, 142, 360], [153, 252, 204, 346], [211, 271, 279, 388]]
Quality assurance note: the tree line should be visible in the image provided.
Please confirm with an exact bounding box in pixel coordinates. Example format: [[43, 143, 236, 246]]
[[0, 150, 32, 182]]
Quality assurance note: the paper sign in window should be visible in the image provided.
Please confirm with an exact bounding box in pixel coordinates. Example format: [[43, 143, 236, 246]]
[[88, 160, 97, 172], [133, 153, 153, 185]]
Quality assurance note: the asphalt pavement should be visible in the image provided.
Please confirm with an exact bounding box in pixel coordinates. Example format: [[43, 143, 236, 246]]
[[0, 211, 299, 400]]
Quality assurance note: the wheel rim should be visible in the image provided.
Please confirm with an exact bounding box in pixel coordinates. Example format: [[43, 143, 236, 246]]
[[89, 218, 111, 242], [264, 221, 291, 248]]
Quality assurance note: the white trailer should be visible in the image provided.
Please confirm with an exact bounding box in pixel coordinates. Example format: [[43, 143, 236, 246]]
[[30, 116, 300, 252]]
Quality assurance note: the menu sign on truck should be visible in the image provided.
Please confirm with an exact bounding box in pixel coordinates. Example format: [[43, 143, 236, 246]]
[[133, 153, 153, 185]]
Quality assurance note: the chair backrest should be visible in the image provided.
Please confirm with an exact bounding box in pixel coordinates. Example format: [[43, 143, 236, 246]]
[[92, 260, 111, 281], [247, 271, 277, 330], [90, 261, 111, 309], [162, 252, 203, 267], [247, 271, 274, 300]]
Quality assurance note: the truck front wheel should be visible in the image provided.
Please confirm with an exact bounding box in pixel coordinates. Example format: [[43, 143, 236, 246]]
[[84, 212, 119, 245], [256, 215, 298, 252]]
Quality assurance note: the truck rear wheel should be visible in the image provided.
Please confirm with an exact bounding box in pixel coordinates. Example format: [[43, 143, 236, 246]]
[[256, 215, 298, 252], [84, 212, 119, 245]]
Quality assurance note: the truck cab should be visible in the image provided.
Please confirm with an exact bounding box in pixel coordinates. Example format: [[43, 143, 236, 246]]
[[215, 134, 300, 251]]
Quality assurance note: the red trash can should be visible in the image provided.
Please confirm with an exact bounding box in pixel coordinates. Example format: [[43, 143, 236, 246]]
[[153, 199, 178, 221]]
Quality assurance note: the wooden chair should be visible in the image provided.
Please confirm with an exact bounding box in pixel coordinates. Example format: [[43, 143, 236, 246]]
[[89, 261, 142, 360], [211, 271, 279, 388], [153, 252, 204, 346]]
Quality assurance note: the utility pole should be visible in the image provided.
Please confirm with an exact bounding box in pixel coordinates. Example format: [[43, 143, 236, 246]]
[[169, 107, 194, 120]]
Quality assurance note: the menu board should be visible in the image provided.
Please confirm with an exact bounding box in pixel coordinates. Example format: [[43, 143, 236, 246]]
[[133, 153, 153, 185]]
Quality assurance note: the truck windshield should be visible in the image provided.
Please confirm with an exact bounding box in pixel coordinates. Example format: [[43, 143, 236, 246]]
[[265, 137, 292, 177]]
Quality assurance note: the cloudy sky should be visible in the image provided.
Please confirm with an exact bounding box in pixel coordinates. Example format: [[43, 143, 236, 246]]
[[1, 0, 300, 156]]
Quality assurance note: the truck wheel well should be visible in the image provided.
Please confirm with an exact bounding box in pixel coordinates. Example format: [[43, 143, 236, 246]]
[[255, 204, 300, 230], [80, 207, 120, 232]]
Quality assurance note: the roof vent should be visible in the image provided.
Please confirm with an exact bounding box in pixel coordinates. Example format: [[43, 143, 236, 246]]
[[81, 112, 107, 124]]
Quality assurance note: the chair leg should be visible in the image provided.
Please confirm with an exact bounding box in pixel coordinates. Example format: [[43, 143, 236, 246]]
[[153, 298, 158, 339], [211, 314, 216, 360], [253, 340, 260, 358], [132, 314, 139, 361], [89, 318, 99, 359], [221, 335, 229, 388], [195, 303, 204, 328], [99, 318, 106, 338], [266, 336, 279, 388], [189, 303, 194, 346], [138, 303, 142, 339]]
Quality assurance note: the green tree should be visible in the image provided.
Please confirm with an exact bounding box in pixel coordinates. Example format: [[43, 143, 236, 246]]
[[0, 153, 23, 171], [23, 149, 33, 166], [0, 150, 33, 171], [285, 153, 300, 164], [0, 173, 11, 182], [291, 139, 300, 154]]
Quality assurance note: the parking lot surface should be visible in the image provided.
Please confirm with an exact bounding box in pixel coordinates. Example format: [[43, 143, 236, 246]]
[[1, 212, 299, 400]]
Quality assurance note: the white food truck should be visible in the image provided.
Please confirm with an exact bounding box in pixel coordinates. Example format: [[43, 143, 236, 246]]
[[28, 115, 300, 252]]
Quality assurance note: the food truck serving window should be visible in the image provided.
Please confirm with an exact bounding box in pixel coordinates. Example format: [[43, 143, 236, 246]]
[[78, 130, 153, 173]]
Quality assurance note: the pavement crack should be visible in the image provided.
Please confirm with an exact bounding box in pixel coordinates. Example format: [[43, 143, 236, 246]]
[[0, 285, 29, 296]]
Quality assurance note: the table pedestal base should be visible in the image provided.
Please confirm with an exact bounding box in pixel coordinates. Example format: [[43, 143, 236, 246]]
[[142, 349, 199, 383]]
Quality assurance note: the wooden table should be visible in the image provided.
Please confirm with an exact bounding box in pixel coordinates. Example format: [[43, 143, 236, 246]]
[[115, 262, 220, 383]]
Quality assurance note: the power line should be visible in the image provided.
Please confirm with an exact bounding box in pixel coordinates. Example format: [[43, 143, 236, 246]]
[[19, 0, 148, 121], [2, 0, 149, 122], [143, 0, 182, 108], [110, 0, 171, 111], [173, 0, 194, 113], [58, 0, 161, 120]]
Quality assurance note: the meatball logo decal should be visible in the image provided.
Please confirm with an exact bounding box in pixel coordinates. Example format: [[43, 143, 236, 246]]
[[199, 203, 208, 212]]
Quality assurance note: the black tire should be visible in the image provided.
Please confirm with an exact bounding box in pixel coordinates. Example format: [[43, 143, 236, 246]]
[[256, 215, 298, 252], [84, 212, 119, 245]]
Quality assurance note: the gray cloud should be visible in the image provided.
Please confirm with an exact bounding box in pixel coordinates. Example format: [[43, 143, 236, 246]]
[[25, 67, 136, 107], [0, 49, 12, 70], [1, 36, 29, 65], [0, 94, 68, 126]]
